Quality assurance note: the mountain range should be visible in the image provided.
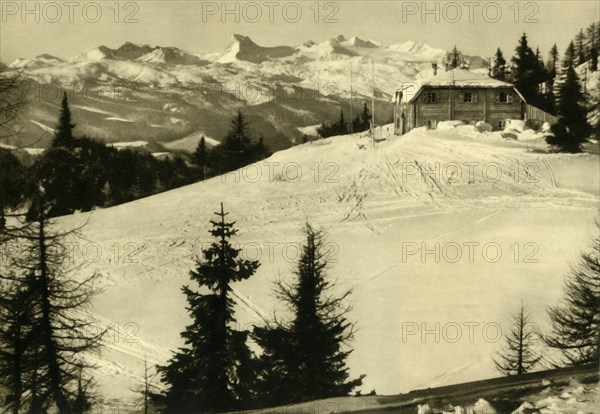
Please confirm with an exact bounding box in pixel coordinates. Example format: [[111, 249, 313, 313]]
[[4, 35, 489, 153]]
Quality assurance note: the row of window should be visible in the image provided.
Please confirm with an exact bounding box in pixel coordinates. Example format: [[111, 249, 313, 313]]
[[424, 120, 507, 129], [423, 91, 513, 103]]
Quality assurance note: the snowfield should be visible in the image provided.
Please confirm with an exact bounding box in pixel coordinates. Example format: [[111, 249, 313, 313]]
[[108, 140, 148, 149], [160, 131, 221, 152], [55, 125, 599, 405]]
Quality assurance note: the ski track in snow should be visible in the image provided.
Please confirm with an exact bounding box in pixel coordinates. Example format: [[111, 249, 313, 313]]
[[542, 159, 559, 189], [54, 124, 599, 401], [357, 210, 501, 287]]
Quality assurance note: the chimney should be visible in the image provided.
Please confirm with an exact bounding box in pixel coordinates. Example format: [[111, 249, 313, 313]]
[[394, 90, 403, 105], [432, 62, 438, 76]]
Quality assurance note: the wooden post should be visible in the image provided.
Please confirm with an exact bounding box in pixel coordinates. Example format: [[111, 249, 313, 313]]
[[371, 58, 375, 147], [483, 89, 488, 123], [350, 62, 354, 134], [449, 70, 455, 120]]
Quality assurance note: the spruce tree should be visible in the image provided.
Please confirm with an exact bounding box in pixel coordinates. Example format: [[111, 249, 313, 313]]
[[250, 135, 271, 164], [511, 33, 544, 106], [317, 121, 331, 138], [445, 46, 463, 70], [575, 29, 587, 66], [360, 102, 371, 131], [491, 48, 506, 81], [547, 44, 559, 80], [492, 304, 542, 376], [533, 47, 553, 112], [543, 221, 600, 365], [547, 63, 590, 152], [253, 224, 363, 407], [157, 204, 260, 413], [221, 110, 253, 171], [563, 41, 576, 68], [588, 22, 598, 71], [28, 148, 86, 217], [544, 44, 560, 112], [335, 109, 348, 135], [351, 114, 361, 133], [53, 92, 76, 148], [193, 136, 207, 180]]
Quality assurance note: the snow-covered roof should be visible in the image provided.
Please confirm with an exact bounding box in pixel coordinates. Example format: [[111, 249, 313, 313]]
[[394, 69, 521, 104]]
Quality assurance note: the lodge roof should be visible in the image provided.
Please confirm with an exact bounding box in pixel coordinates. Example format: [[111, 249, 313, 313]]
[[394, 69, 524, 104]]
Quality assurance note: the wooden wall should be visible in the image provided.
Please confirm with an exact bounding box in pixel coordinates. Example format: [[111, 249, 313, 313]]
[[525, 104, 557, 125], [412, 87, 523, 130]]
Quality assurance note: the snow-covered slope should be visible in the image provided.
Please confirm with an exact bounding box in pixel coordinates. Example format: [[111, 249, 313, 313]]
[[238, 365, 599, 414], [389, 40, 445, 60], [8, 53, 64, 69], [56, 125, 599, 405], [137, 47, 208, 66]]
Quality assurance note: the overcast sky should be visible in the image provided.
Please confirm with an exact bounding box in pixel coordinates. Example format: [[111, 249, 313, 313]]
[[1, 0, 598, 64]]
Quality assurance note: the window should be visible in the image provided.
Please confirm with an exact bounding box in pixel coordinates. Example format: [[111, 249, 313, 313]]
[[496, 120, 507, 130], [462, 92, 477, 103], [425, 91, 437, 103], [426, 120, 437, 129], [498, 92, 510, 103]]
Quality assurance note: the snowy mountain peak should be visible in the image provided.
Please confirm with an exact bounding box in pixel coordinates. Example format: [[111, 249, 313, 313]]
[[36, 53, 63, 62], [114, 41, 157, 60], [218, 34, 297, 63], [231, 34, 257, 47], [296, 38, 358, 60], [71, 45, 116, 62], [344, 36, 381, 49], [392, 40, 427, 53], [120, 41, 144, 48], [8, 58, 27, 68], [387, 40, 446, 61]]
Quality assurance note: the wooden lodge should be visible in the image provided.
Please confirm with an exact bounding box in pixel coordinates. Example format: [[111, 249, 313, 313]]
[[393, 68, 556, 135]]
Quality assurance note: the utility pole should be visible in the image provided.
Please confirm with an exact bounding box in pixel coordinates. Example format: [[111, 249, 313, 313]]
[[450, 68, 455, 121], [371, 58, 375, 147], [144, 358, 149, 414], [350, 62, 354, 134]]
